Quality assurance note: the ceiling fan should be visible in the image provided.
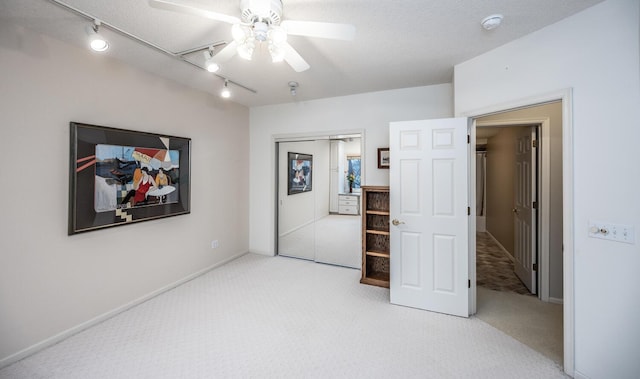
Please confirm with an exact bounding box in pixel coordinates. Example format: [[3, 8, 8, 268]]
[[149, 0, 356, 72]]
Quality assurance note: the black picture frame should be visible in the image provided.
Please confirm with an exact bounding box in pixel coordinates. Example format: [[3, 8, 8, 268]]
[[287, 152, 313, 195], [378, 147, 390, 169], [69, 122, 191, 235]]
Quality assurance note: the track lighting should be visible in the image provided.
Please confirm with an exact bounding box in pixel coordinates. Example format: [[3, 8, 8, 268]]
[[87, 19, 109, 52], [203, 49, 220, 73], [220, 80, 231, 98]]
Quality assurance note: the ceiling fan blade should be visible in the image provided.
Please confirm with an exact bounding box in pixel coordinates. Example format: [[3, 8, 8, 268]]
[[213, 41, 238, 63], [283, 43, 310, 72], [281, 20, 356, 41], [149, 0, 240, 24]]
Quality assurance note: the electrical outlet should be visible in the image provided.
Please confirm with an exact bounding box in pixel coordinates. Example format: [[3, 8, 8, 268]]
[[211, 240, 219, 249], [588, 221, 635, 244]]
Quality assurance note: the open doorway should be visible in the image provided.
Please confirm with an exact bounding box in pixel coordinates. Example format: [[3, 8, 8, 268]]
[[472, 101, 564, 365]]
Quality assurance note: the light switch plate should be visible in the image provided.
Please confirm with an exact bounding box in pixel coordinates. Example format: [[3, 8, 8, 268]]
[[588, 221, 635, 244]]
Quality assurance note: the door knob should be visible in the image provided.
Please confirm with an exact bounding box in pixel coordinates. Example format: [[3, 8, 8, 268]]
[[512, 208, 519, 214], [392, 219, 405, 226]]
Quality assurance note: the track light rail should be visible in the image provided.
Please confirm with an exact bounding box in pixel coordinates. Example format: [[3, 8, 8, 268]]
[[46, 0, 257, 94]]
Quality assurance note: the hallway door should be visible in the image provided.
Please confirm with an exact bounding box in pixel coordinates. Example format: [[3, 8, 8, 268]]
[[513, 126, 537, 294]]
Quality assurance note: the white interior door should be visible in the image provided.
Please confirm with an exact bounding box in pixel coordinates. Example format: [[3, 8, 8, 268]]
[[513, 127, 537, 294], [389, 118, 470, 317]]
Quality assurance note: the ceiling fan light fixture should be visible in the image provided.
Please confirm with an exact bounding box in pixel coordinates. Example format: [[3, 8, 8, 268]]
[[87, 20, 109, 52], [253, 21, 269, 41], [232, 23, 249, 43], [269, 42, 285, 62], [237, 41, 254, 60], [269, 26, 287, 45]]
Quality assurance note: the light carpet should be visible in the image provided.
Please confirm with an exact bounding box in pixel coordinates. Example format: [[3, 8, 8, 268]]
[[0, 254, 567, 378], [476, 287, 564, 365]]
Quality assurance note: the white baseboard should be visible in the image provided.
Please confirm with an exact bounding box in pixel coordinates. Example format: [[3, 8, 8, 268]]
[[573, 369, 590, 379], [0, 251, 249, 369], [549, 297, 564, 305], [250, 249, 276, 256]]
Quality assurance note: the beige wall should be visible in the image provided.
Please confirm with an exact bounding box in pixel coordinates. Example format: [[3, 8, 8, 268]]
[[484, 127, 525, 256], [0, 22, 249, 363]]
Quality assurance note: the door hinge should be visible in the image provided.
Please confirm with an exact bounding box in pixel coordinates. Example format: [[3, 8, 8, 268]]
[[533, 263, 538, 271], [532, 139, 538, 148], [467, 135, 470, 144], [468, 279, 471, 288], [532, 201, 537, 209], [467, 207, 471, 215]]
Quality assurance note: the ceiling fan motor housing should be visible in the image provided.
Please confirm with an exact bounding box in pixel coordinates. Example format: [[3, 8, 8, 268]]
[[240, 0, 283, 25]]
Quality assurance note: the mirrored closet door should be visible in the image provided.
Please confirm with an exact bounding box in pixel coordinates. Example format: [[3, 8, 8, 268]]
[[277, 136, 362, 268]]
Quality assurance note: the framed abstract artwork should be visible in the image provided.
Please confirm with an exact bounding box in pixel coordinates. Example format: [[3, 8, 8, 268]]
[[287, 152, 312, 195], [69, 122, 191, 234]]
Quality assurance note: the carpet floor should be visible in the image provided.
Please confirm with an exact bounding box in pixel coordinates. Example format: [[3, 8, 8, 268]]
[[476, 232, 531, 295], [0, 254, 567, 378], [475, 232, 563, 365]]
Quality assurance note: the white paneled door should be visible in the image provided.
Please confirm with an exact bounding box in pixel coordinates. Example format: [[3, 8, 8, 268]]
[[389, 118, 470, 317], [513, 126, 537, 294]]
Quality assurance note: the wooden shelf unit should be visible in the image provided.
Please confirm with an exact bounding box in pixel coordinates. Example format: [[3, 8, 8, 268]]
[[360, 186, 390, 288]]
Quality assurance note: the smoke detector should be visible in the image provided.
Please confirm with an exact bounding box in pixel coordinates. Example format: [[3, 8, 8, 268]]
[[481, 14, 504, 30]]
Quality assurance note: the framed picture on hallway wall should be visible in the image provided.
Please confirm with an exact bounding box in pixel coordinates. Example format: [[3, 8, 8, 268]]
[[378, 148, 390, 169], [287, 152, 313, 195], [69, 122, 191, 235]]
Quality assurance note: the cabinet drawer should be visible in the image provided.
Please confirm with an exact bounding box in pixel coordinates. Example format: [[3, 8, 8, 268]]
[[339, 199, 358, 206], [339, 195, 359, 201], [338, 206, 358, 215]]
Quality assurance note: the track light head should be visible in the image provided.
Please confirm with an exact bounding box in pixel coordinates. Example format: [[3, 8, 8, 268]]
[[87, 20, 109, 52], [203, 50, 220, 73], [221, 80, 231, 98]]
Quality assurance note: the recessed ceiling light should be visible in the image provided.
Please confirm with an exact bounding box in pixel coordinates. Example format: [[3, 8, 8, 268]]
[[481, 14, 504, 30]]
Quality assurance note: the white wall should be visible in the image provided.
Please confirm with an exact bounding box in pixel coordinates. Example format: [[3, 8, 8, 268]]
[[454, 0, 640, 377], [249, 84, 453, 255], [0, 23, 249, 363]]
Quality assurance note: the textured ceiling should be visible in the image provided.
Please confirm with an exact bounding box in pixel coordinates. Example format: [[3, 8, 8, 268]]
[[1, 0, 604, 107]]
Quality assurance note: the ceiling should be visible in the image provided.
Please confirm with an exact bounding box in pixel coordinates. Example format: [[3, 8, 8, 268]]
[[1, 0, 603, 107]]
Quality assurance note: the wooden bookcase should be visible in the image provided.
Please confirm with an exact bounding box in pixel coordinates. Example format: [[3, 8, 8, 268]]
[[360, 186, 390, 288]]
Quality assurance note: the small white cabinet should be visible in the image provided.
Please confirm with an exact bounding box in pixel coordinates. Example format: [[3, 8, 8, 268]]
[[338, 194, 360, 215]]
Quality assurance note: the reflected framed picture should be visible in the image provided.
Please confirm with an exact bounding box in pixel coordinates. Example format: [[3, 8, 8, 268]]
[[69, 122, 191, 235], [288, 152, 313, 195], [378, 148, 390, 169]]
